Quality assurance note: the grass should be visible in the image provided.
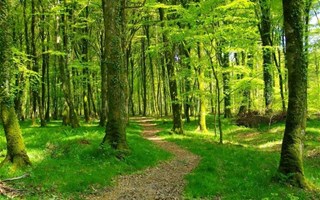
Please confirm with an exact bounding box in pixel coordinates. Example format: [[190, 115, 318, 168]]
[[0, 119, 171, 199], [156, 115, 320, 200]]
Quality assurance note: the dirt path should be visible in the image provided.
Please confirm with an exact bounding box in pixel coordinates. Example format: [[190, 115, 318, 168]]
[[90, 117, 200, 200]]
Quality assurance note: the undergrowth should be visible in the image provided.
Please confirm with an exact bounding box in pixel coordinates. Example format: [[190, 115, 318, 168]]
[[0, 120, 171, 199], [156, 115, 320, 199]]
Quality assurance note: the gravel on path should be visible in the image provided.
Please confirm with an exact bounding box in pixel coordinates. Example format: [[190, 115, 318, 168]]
[[89, 117, 200, 200]]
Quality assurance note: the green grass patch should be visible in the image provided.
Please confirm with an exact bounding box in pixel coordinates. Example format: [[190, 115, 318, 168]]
[[0, 120, 171, 199], [156, 115, 320, 199]]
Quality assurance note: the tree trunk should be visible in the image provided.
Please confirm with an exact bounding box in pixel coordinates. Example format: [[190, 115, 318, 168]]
[[45, 30, 51, 122], [197, 43, 207, 132], [31, 0, 40, 125], [101, 0, 129, 150], [99, 32, 108, 126], [0, 0, 31, 167], [221, 52, 232, 118], [129, 43, 135, 116], [237, 51, 251, 115], [81, 7, 90, 123], [161, 57, 169, 116], [21, 0, 30, 121], [141, 37, 147, 116], [208, 55, 223, 144], [0, 104, 31, 167], [145, 25, 157, 115], [59, 0, 80, 128], [182, 47, 191, 123], [40, 5, 47, 127], [304, 0, 312, 69], [159, 6, 183, 134], [259, 0, 273, 114], [278, 0, 308, 188]]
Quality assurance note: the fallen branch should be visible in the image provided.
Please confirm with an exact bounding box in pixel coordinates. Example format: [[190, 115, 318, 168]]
[[1, 173, 30, 182]]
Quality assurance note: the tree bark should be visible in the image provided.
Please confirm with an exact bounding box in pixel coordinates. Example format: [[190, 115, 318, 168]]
[[159, 5, 183, 134], [101, 0, 129, 150], [81, 6, 90, 123], [0, 0, 31, 167], [141, 37, 147, 116], [278, 0, 308, 188], [182, 46, 191, 123], [40, 3, 47, 127], [259, 0, 273, 114], [31, 0, 40, 125], [197, 43, 207, 132], [145, 24, 157, 115], [99, 31, 108, 126], [221, 52, 232, 118]]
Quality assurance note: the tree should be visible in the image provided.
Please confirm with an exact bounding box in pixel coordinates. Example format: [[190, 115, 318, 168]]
[[278, 0, 308, 188], [258, 0, 273, 114], [159, 3, 184, 134], [58, 0, 80, 128], [0, 0, 31, 168], [196, 43, 208, 132], [101, 0, 129, 150]]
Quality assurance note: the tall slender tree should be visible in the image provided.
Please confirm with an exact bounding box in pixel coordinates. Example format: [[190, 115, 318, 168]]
[[278, 0, 308, 188], [59, 0, 80, 128], [259, 0, 273, 114], [197, 43, 208, 132], [159, 4, 184, 134]]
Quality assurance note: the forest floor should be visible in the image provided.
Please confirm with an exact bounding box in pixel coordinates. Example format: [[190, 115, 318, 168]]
[[89, 117, 200, 200]]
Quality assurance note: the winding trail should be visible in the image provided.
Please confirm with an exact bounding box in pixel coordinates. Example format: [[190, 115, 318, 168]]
[[90, 117, 200, 200]]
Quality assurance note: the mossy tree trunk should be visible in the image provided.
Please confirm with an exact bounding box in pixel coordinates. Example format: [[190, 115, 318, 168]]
[[259, 0, 273, 114], [278, 0, 308, 188], [0, 0, 31, 168], [101, 0, 129, 150], [0, 104, 31, 167]]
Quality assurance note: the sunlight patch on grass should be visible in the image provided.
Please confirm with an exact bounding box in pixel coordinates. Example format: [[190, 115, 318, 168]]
[[0, 120, 171, 199], [156, 117, 320, 199], [258, 140, 282, 150], [27, 149, 46, 163]]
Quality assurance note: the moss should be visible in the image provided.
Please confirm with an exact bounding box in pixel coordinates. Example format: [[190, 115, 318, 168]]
[[0, 103, 31, 168], [279, 0, 308, 190], [172, 127, 184, 135], [62, 106, 70, 126]]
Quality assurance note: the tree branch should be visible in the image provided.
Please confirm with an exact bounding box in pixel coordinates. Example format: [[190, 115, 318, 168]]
[[1, 174, 30, 182]]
